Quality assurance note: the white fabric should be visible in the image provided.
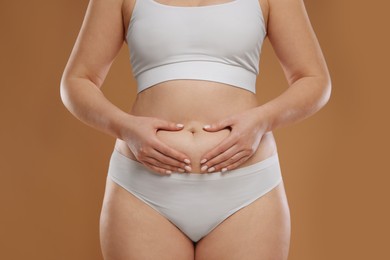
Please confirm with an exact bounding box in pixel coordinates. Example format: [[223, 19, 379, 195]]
[[107, 149, 282, 242], [126, 0, 267, 93]]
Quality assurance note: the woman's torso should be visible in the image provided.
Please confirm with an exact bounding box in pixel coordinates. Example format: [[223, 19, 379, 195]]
[[115, 0, 277, 173]]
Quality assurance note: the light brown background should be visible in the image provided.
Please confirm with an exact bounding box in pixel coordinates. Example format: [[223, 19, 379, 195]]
[[1, 0, 389, 259]]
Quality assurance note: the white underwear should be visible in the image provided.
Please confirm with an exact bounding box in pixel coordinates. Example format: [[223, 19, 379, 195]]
[[107, 148, 283, 242]]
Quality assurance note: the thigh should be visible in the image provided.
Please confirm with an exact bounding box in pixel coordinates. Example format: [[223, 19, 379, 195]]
[[195, 181, 291, 260], [99, 177, 195, 260]]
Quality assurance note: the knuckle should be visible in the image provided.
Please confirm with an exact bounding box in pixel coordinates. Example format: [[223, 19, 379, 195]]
[[218, 161, 228, 168], [138, 153, 147, 161], [157, 161, 170, 170], [153, 160, 162, 167], [170, 165, 179, 172], [159, 164, 169, 171], [176, 162, 186, 169], [165, 157, 179, 167], [139, 146, 149, 155], [206, 159, 215, 167], [218, 154, 228, 161], [230, 165, 238, 171], [154, 155, 165, 164], [152, 166, 165, 175], [228, 156, 236, 163], [243, 147, 253, 154], [239, 157, 248, 164], [229, 160, 245, 171], [229, 163, 239, 171], [153, 160, 173, 171]]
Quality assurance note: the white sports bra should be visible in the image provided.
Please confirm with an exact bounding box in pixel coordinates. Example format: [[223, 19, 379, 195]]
[[126, 0, 267, 93]]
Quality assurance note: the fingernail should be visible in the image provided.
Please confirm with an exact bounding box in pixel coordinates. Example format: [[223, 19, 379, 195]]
[[200, 158, 207, 164], [203, 125, 211, 129], [221, 168, 228, 173], [178, 168, 185, 173], [207, 167, 215, 173], [176, 123, 184, 128], [184, 165, 192, 172], [184, 159, 191, 164], [166, 170, 172, 174], [201, 165, 208, 172]]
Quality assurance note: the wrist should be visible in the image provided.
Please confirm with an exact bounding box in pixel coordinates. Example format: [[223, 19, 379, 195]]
[[253, 105, 275, 133], [109, 112, 137, 141]]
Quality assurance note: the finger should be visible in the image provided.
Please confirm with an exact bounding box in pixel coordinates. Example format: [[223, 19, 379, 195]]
[[155, 140, 191, 165], [203, 118, 234, 132], [142, 161, 173, 176], [155, 119, 185, 131], [201, 145, 240, 172], [143, 156, 186, 173], [147, 149, 188, 170], [212, 151, 251, 172], [200, 134, 238, 165], [221, 156, 251, 172]]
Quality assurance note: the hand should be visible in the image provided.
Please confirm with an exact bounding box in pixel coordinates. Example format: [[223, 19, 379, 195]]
[[122, 116, 191, 175], [200, 108, 269, 173]]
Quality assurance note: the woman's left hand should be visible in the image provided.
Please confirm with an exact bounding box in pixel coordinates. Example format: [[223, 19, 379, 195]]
[[200, 107, 270, 173]]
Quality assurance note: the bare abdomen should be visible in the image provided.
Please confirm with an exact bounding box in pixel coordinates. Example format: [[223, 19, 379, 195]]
[[156, 122, 230, 172], [114, 80, 278, 173]]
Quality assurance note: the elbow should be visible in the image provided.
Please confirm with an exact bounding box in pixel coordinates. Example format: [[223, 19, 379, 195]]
[[59, 74, 79, 114], [313, 75, 332, 113], [59, 75, 71, 110], [319, 75, 332, 108]]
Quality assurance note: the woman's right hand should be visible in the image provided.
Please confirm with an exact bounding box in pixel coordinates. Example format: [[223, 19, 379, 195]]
[[121, 115, 191, 175]]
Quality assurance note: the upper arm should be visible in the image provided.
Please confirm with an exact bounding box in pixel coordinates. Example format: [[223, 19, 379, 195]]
[[266, 0, 330, 86], [61, 0, 125, 88]]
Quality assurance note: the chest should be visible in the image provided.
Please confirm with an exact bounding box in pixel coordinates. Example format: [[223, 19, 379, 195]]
[[125, 0, 266, 59], [122, 0, 269, 42]]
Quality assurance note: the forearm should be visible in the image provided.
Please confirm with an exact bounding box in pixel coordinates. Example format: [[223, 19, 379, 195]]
[[257, 76, 332, 132], [60, 77, 133, 140]]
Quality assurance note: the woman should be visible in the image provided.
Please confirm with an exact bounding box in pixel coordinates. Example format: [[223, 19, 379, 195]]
[[60, 0, 331, 259]]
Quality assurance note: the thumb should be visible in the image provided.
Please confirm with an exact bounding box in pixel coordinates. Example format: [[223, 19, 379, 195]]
[[155, 119, 184, 131], [203, 118, 233, 132]]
